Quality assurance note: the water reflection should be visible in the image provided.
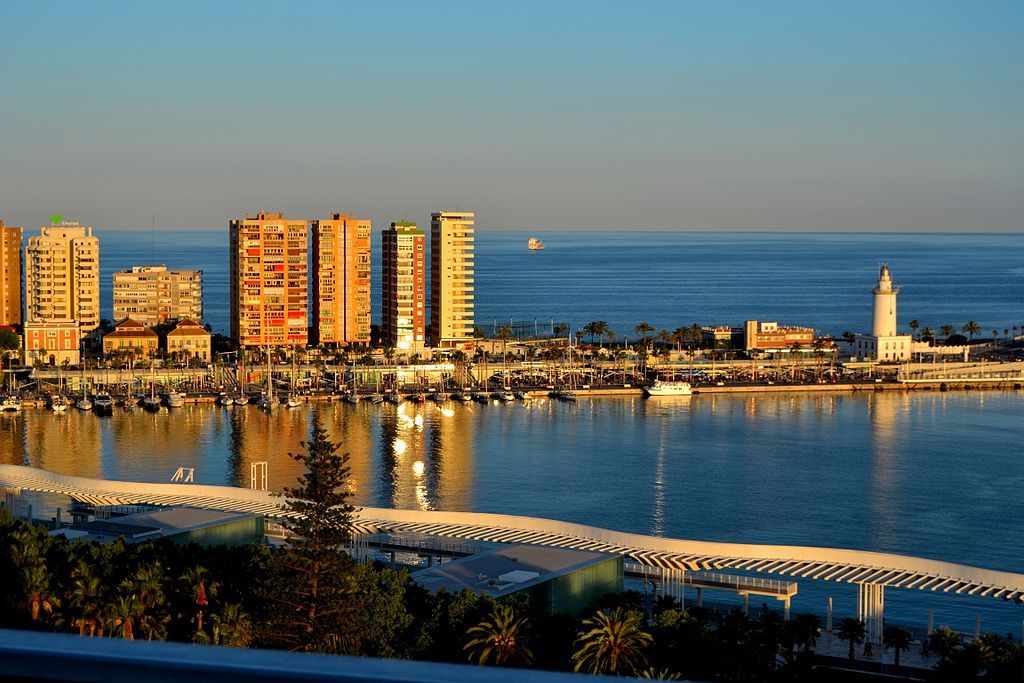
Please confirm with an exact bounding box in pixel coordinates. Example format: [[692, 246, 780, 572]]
[[3, 391, 1022, 634]]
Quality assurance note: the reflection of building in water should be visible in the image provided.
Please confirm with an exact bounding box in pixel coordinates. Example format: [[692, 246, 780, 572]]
[[0, 414, 25, 467], [316, 403, 375, 503], [425, 402, 474, 509], [21, 410, 102, 477], [374, 403, 474, 511], [866, 392, 908, 546], [228, 406, 309, 492]]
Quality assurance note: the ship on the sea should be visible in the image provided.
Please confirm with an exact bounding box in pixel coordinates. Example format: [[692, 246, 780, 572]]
[[528, 236, 545, 251]]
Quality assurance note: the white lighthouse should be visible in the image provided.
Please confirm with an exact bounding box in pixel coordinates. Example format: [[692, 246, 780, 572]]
[[872, 264, 898, 337], [855, 264, 912, 362]]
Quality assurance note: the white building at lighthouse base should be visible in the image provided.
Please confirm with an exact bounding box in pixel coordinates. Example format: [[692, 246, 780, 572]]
[[854, 333, 912, 362]]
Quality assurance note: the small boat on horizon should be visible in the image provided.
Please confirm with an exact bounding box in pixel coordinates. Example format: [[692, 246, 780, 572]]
[[528, 236, 545, 251]]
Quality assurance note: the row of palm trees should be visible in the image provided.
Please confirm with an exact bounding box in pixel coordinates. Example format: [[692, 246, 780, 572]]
[[907, 319, 1023, 345]]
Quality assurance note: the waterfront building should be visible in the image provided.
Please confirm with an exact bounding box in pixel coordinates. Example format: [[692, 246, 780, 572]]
[[112, 266, 203, 326], [702, 325, 742, 349], [163, 318, 211, 363], [429, 211, 475, 347], [744, 320, 815, 353], [0, 219, 22, 327], [25, 219, 100, 335], [23, 320, 81, 366], [381, 221, 426, 351], [311, 214, 371, 346], [229, 212, 308, 348], [102, 318, 158, 360], [854, 264, 912, 362], [411, 544, 622, 616]]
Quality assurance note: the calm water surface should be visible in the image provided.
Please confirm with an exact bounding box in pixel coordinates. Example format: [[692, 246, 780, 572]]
[[3, 391, 1022, 633]]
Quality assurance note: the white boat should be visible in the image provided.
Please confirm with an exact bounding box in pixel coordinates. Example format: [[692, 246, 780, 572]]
[[93, 394, 115, 414], [258, 391, 279, 411], [233, 394, 249, 406], [76, 393, 93, 411], [284, 394, 302, 408], [165, 392, 185, 408], [643, 380, 693, 397], [528, 236, 545, 251], [0, 396, 22, 412], [142, 395, 162, 412], [50, 394, 68, 412], [449, 391, 470, 402], [343, 393, 359, 405], [216, 392, 233, 406]]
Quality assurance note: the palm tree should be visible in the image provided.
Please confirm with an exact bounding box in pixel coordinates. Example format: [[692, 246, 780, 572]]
[[181, 565, 217, 637], [792, 612, 821, 653], [928, 626, 962, 664], [962, 321, 981, 342], [591, 321, 610, 348], [572, 607, 652, 676], [882, 625, 912, 667], [464, 604, 534, 667], [210, 603, 253, 647], [836, 617, 866, 661], [940, 324, 956, 341], [633, 322, 655, 345], [69, 561, 104, 636], [920, 326, 935, 344], [908, 319, 920, 339]]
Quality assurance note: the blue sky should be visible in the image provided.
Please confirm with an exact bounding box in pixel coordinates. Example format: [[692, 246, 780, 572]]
[[1, 1, 1021, 231]]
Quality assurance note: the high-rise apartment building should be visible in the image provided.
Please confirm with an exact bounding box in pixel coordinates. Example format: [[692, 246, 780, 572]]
[[311, 214, 371, 346], [112, 266, 203, 326], [429, 211, 475, 346], [25, 219, 100, 334], [229, 212, 308, 348], [381, 221, 426, 350], [0, 219, 22, 327]]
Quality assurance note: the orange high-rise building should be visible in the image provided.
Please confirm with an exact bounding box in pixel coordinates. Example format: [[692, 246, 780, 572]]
[[229, 212, 308, 348], [381, 221, 426, 350], [311, 213, 371, 346], [0, 219, 22, 327]]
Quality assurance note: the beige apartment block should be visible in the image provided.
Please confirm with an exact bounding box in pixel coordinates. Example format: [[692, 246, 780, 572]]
[[102, 318, 159, 359], [430, 211, 475, 347], [0, 219, 22, 327], [164, 318, 211, 363], [311, 213, 371, 346], [229, 212, 308, 348], [25, 220, 100, 335], [381, 221, 426, 350], [112, 266, 203, 326]]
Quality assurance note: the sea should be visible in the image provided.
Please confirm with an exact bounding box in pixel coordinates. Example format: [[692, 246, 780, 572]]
[[6, 230, 1023, 635]]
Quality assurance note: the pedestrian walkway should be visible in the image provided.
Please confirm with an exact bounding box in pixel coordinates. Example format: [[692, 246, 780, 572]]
[[816, 630, 936, 672]]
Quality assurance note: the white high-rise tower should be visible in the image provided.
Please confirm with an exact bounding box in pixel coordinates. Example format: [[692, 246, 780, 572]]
[[871, 264, 898, 337]]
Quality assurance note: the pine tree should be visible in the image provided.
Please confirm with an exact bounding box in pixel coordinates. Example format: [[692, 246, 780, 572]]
[[267, 419, 360, 653]]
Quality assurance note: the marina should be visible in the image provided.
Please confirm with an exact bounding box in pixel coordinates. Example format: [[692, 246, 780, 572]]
[[2, 389, 1022, 636]]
